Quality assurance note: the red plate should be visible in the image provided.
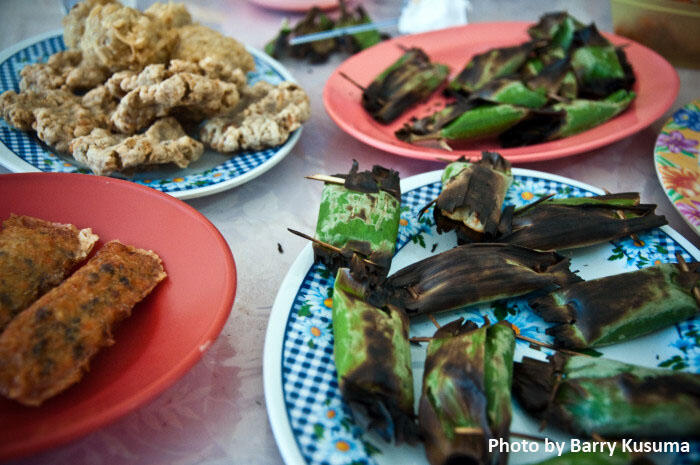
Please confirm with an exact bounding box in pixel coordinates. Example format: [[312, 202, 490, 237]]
[[0, 173, 237, 460], [324, 21, 680, 163]]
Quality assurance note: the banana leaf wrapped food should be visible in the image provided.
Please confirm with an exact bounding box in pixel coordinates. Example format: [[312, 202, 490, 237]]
[[433, 152, 513, 243], [362, 48, 449, 124], [420, 319, 515, 465], [449, 42, 538, 95], [496, 193, 667, 251], [314, 160, 401, 282], [529, 450, 653, 465], [513, 353, 700, 439], [530, 261, 700, 348], [332, 268, 418, 442], [367, 243, 581, 317]]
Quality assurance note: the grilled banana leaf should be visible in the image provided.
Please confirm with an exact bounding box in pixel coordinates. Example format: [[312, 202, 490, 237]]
[[530, 262, 700, 348], [362, 48, 449, 124], [496, 193, 668, 251], [528, 12, 585, 50], [513, 354, 700, 439], [420, 320, 515, 465], [500, 89, 636, 147], [530, 450, 653, 465], [434, 152, 513, 242], [370, 243, 581, 317], [449, 42, 537, 95], [314, 161, 400, 282], [332, 268, 417, 443]]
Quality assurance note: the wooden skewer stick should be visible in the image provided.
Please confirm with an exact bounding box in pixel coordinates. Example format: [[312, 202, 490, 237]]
[[603, 188, 643, 246], [454, 426, 483, 435], [515, 334, 590, 357], [454, 428, 548, 443], [339, 71, 366, 92], [287, 228, 380, 267], [675, 252, 700, 304], [305, 174, 345, 185], [409, 336, 433, 343], [429, 314, 441, 330]]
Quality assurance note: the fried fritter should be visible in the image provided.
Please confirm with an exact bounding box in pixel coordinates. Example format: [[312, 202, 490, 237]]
[[106, 59, 246, 98], [144, 2, 192, 28], [0, 240, 166, 406], [70, 117, 204, 175], [20, 50, 109, 92], [62, 0, 116, 49], [173, 24, 255, 75], [0, 89, 109, 152], [78, 2, 176, 72], [200, 81, 310, 152], [0, 215, 98, 333], [109, 64, 241, 133]]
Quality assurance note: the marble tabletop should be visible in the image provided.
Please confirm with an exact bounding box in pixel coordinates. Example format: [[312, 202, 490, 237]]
[[1, 1, 699, 464]]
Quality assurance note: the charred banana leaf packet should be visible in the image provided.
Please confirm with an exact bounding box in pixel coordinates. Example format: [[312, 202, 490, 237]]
[[390, 11, 637, 149]]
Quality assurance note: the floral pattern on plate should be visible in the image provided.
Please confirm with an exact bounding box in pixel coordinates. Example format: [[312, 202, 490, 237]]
[[655, 100, 700, 232]]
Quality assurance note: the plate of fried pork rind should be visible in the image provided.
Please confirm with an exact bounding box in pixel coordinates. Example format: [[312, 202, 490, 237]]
[[0, 0, 310, 199]]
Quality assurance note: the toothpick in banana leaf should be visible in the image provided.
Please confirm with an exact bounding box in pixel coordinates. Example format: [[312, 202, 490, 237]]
[[362, 48, 449, 124], [513, 353, 700, 439], [314, 160, 401, 282], [496, 193, 667, 251], [433, 152, 513, 243], [530, 261, 700, 348], [332, 268, 418, 443], [369, 243, 581, 317], [420, 319, 515, 465]]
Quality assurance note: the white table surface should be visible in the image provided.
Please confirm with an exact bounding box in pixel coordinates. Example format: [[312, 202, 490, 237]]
[[1, 1, 699, 464]]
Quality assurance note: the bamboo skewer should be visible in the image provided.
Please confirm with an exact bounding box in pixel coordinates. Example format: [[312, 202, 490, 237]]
[[305, 174, 345, 185], [287, 228, 381, 267], [675, 252, 700, 304]]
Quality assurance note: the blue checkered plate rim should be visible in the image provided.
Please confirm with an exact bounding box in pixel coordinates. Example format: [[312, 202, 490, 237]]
[[0, 30, 302, 200], [263, 168, 700, 465]]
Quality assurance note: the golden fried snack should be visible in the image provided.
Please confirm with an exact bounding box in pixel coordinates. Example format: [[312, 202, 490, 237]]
[[0, 240, 166, 407], [106, 59, 246, 99], [173, 24, 255, 75], [62, 0, 116, 49], [0, 215, 98, 333], [200, 81, 310, 152], [78, 2, 176, 72], [144, 2, 192, 28], [0, 89, 109, 153], [109, 65, 241, 133], [20, 50, 109, 93], [70, 117, 204, 175]]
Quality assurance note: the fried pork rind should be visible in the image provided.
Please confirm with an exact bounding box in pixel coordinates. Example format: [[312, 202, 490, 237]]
[[200, 81, 310, 152], [62, 0, 116, 49], [77, 2, 176, 72], [0, 240, 166, 407], [20, 50, 109, 92], [0, 215, 98, 333], [0, 89, 109, 152], [109, 63, 241, 133], [70, 117, 204, 175], [173, 24, 256, 75]]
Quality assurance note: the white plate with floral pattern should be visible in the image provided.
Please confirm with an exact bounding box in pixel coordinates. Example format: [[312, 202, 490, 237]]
[[264, 168, 700, 465], [0, 31, 303, 199]]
